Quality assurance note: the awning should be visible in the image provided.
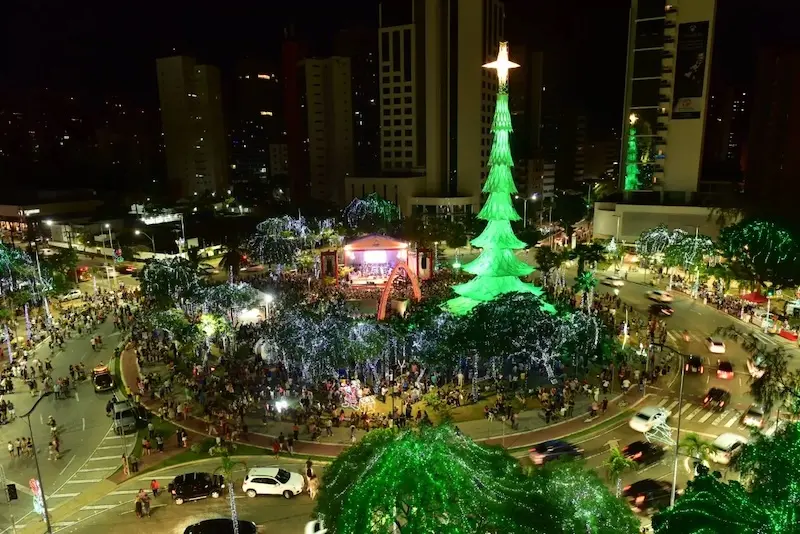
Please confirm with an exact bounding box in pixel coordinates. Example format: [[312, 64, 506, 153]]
[[740, 292, 768, 304]]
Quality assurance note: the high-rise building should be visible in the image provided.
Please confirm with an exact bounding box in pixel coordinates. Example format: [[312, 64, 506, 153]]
[[298, 57, 354, 207], [269, 143, 289, 177], [156, 56, 229, 198], [335, 28, 381, 176], [705, 86, 749, 167], [281, 30, 308, 204], [347, 0, 505, 217], [229, 60, 284, 190], [619, 0, 717, 199]]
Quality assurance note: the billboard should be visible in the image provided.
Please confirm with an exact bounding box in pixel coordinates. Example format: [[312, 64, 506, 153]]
[[672, 21, 710, 119]]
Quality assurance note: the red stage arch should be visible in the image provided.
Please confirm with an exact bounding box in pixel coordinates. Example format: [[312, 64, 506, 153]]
[[377, 261, 422, 320]]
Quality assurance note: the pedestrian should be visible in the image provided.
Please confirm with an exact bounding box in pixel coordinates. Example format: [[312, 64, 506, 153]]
[[7, 441, 14, 458], [272, 440, 280, 459], [176, 429, 182, 448], [14, 438, 21, 457], [129, 454, 139, 473], [278, 432, 285, 451], [155, 434, 164, 452], [122, 455, 130, 477], [147, 421, 155, 439], [150, 479, 160, 498], [601, 397, 609, 414], [292, 423, 299, 441], [142, 437, 151, 455], [48, 443, 58, 461], [286, 436, 294, 456], [181, 432, 188, 448]]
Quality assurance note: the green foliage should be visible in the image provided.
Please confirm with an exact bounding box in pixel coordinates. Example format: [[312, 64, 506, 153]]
[[219, 247, 246, 275], [551, 193, 588, 238], [140, 257, 202, 309], [679, 433, 713, 463], [570, 242, 606, 276]]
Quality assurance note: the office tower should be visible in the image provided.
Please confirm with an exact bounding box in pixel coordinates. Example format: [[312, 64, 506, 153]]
[[229, 60, 283, 190], [298, 57, 354, 207], [335, 28, 381, 176], [620, 0, 717, 198], [156, 56, 229, 198], [281, 30, 308, 204], [269, 144, 289, 178]]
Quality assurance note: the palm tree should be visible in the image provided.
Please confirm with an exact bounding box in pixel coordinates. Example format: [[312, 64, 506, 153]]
[[573, 271, 597, 311], [679, 433, 713, 474], [571, 242, 606, 276], [212, 447, 248, 534], [219, 247, 245, 278], [534, 246, 558, 288], [604, 446, 638, 497]]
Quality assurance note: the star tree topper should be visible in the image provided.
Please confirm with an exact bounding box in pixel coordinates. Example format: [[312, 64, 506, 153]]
[[483, 41, 519, 87]]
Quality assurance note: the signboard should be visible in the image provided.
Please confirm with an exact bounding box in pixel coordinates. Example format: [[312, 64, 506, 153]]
[[672, 21, 710, 120]]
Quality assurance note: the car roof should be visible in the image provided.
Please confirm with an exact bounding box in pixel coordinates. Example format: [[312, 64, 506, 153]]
[[628, 479, 666, 491], [747, 405, 765, 415], [688, 355, 703, 363], [624, 440, 656, 452], [637, 406, 664, 417], [718, 361, 733, 370], [247, 467, 282, 476], [712, 433, 748, 449], [533, 439, 574, 450], [707, 387, 729, 397], [185, 519, 257, 534], [709, 337, 724, 344], [174, 472, 213, 483]]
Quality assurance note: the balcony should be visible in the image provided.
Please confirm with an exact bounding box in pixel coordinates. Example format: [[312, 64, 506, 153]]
[[658, 110, 669, 117], [664, 35, 675, 44], [664, 20, 676, 29], [662, 65, 673, 74], [659, 79, 671, 88], [655, 123, 668, 132], [661, 50, 674, 59], [653, 136, 667, 145], [658, 93, 671, 103]]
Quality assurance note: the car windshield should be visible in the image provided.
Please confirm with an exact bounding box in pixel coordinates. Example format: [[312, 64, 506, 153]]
[[635, 412, 652, 421], [275, 469, 291, 484], [748, 407, 764, 416], [719, 362, 732, 371], [94, 374, 112, 386]]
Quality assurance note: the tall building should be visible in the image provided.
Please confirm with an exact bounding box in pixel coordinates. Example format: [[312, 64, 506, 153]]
[[705, 86, 748, 168], [281, 30, 308, 204], [156, 56, 229, 198], [347, 0, 505, 217], [619, 0, 717, 199], [229, 60, 284, 190], [298, 57, 354, 207], [335, 28, 381, 176], [746, 47, 800, 212], [509, 45, 545, 195]]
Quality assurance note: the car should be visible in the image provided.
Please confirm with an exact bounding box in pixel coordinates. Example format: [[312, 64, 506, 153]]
[[649, 303, 674, 317], [747, 356, 766, 379], [40, 248, 56, 257], [709, 433, 748, 465], [58, 289, 82, 301], [629, 406, 671, 433], [528, 439, 584, 465], [197, 264, 219, 275], [702, 387, 731, 411], [623, 479, 673, 514], [91, 365, 115, 392], [103, 265, 118, 278], [646, 290, 674, 303], [707, 337, 726, 354], [742, 404, 766, 429], [183, 519, 258, 534], [116, 263, 136, 275], [305, 520, 328, 534], [111, 401, 140, 434], [685, 355, 704, 374], [716, 360, 734, 379], [168, 472, 225, 505], [241, 467, 305, 499], [622, 441, 666, 466], [602, 275, 625, 287]]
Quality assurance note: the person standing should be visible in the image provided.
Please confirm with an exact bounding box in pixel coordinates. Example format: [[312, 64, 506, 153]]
[[122, 455, 130, 477], [150, 479, 160, 498], [272, 440, 280, 459]]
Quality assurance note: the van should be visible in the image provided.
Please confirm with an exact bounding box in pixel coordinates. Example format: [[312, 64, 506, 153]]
[[112, 401, 139, 434]]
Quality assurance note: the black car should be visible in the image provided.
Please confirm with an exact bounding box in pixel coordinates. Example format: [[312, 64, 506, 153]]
[[184, 519, 258, 534], [649, 303, 674, 317], [529, 439, 584, 465], [685, 355, 704, 374], [623, 479, 673, 514], [168, 472, 225, 505], [702, 387, 731, 411], [622, 441, 666, 466]]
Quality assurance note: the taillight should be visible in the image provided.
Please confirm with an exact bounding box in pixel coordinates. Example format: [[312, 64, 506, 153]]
[[685, 364, 689, 371], [703, 397, 709, 403], [720, 401, 725, 407], [623, 485, 631, 492], [635, 495, 646, 504], [632, 452, 643, 459], [700, 366, 704, 373]]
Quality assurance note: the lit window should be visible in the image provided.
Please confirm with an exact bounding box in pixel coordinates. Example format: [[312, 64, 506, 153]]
[[260, 111, 273, 116], [258, 74, 271, 80]]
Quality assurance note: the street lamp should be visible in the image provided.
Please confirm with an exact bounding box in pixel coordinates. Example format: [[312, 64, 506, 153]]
[[514, 193, 539, 228], [654, 343, 688, 507], [134, 229, 156, 253], [263, 294, 274, 319], [20, 392, 54, 533]]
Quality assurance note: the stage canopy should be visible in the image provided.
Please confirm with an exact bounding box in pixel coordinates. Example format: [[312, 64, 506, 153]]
[[740, 292, 768, 304], [344, 234, 409, 251]]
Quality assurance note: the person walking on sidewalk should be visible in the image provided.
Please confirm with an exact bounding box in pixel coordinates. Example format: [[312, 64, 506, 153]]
[[272, 440, 280, 459], [122, 454, 130, 477], [150, 479, 160, 498], [286, 436, 294, 456]]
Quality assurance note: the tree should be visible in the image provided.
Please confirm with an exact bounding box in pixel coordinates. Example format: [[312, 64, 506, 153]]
[[573, 271, 597, 311], [534, 246, 559, 287], [140, 257, 202, 310], [603, 446, 638, 498], [571, 242, 606, 276], [204, 282, 259, 322], [315, 425, 559, 534], [211, 447, 248, 534], [447, 43, 546, 315], [679, 433, 713, 470], [529, 459, 639, 534], [718, 218, 800, 290], [624, 114, 641, 191], [551, 193, 588, 240], [219, 247, 246, 276], [343, 192, 400, 231]]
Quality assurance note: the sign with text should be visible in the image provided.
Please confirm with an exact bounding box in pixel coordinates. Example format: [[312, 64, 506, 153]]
[[672, 21, 710, 120]]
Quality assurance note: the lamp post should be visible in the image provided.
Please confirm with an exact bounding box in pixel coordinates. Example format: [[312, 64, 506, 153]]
[[263, 294, 274, 320], [134, 230, 156, 254], [20, 392, 54, 533], [104, 224, 116, 289], [653, 343, 688, 507], [514, 193, 539, 228]]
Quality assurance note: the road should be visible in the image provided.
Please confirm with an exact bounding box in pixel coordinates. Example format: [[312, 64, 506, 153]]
[[0, 317, 132, 533], [40, 458, 319, 534]]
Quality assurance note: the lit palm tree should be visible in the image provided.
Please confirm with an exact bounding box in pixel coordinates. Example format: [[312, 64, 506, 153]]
[[212, 447, 248, 534], [604, 446, 638, 497], [218, 247, 246, 279], [573, 271, 597, 311]]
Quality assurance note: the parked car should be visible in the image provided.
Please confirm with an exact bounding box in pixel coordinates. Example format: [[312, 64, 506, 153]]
[[685, 355, 704, 374], [646, 290, 674, 303], [111, 401, 144, 434], [707, 337, 726, 354], [602, 276, 625, 287], [702, 387, 731, 411], [649, 303, 674, 317], [716, 360, 734, 380], [116, 263, 136, 275], [58, 289, 82, 301], [184, 519, 257, 534], [709, 433, 748, 464], [241, 467, 305, 499], [622, 441, 666, 466], [629, 407, 671, 433], [623, 479, 673, 514], [528, 440, 584, 465], [168, 472, 225, 505], [305, 520, 328, 534], [742, 404, 766, 429]]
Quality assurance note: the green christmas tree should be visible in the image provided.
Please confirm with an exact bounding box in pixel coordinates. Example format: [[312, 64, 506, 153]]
[[447, 43, 548, 315], [623, 113, 640, 191]]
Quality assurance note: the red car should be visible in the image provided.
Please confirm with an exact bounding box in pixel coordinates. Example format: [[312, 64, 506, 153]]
[[716, 360, 734, 380]]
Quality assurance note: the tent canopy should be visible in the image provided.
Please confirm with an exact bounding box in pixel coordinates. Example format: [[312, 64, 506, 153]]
[[344, 234, 409, 251], [740, 292, 768, 304]]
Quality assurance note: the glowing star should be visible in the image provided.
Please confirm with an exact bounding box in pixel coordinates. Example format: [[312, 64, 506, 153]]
[[482, 41, 519, 87], [629, 113, 638, 125]]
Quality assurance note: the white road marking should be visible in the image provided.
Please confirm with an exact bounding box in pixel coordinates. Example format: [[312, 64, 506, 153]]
[[58, 455, 76, 476], [79, 467, 119, 473], [80, 504, 118, 511], [82, 417, 86, 431], [65, 479, 102, 484], [657, 397, 668, 407], [102, 435, 124, 440], [96, 445, 123, 450], [698, 410, 714, 423], [53, 521, 77, 527], [739, 377, 743, 387], [75, 392, 80, 402], [725, 415, 739, 428], [109, 490, 140, 496], [685, 407, 703, 420], [680, 403, 692, 415], [49, 493, 80, 499], [711, 411, 729, 426], [666, 400, 679, 411], [88, 455, 120, 461]]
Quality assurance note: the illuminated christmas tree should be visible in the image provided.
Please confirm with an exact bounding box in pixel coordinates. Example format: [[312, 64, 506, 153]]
[[447, 43, 547, 315], [623, 113, 640, 191]]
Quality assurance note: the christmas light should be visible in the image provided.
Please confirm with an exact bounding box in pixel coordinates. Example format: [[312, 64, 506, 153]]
[[24, 303, 31, 340], [624, 114, 640, 191]]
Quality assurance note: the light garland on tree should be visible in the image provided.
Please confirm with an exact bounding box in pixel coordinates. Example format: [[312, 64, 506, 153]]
[[624, 114, 640, 191], [24, 303, 31, 341], [343, 193, 400, 228]]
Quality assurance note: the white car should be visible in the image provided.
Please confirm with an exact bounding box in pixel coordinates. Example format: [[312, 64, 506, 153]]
[[629, 406, 671, 433], [603, 276, 625, 287], [305, 520, 327, 534], [40, 248, 56, 257], [59, 289, 82, 301], [646, 290, 674, 303], [707, 337, 726, 354], [742, 405, 766, 429], [241, 467, 304, 499], [709, 433, 748, 465], [747, 358, 765, 379]]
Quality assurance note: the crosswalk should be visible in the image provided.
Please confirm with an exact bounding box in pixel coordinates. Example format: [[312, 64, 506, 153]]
[[654, 396, 750, 431]]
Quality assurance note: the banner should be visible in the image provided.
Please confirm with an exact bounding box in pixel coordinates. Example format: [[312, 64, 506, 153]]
[[672, 21, 710, 119]]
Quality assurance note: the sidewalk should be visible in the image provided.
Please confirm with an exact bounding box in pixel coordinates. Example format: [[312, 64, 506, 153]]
[[120, 347, 640, 458]]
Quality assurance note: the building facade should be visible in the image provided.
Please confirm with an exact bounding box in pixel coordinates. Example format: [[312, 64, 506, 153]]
[[298, 57, 355, 207], [156, 56, 229, 198]]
